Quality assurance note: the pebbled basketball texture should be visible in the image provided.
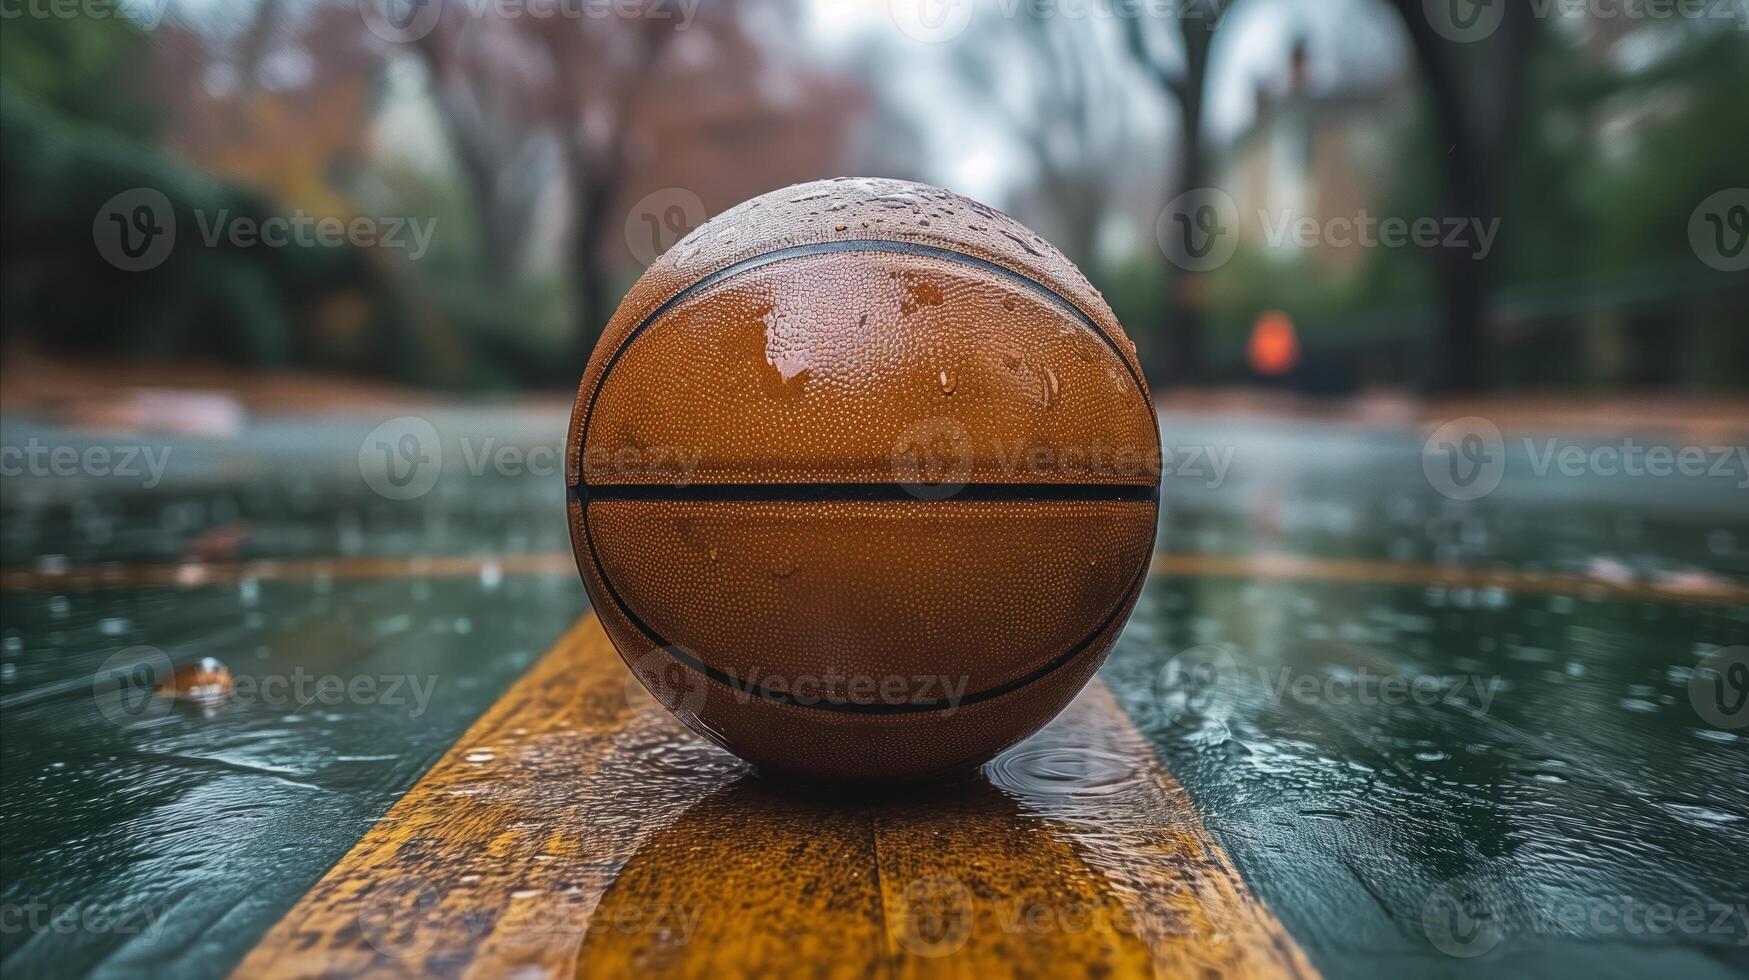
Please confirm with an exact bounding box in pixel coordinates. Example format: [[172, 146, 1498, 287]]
[[567, 177, 1160, 782]]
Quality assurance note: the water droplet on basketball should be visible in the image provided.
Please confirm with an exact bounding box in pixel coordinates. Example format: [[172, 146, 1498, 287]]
[[872, 192, 921, 209]]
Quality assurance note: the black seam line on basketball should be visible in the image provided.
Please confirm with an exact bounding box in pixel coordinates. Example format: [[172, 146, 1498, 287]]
[[570, 490, 1146, 716], [625, 560, 1148, 716], [569, 482, 1159, 504], [570, 238, 1160, 491]]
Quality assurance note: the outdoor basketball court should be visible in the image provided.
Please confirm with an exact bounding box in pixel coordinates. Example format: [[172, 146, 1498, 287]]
[[2, 402, 1745, 978]]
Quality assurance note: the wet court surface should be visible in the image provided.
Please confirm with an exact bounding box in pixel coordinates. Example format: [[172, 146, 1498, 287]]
[[1, 407, 1745, 978]]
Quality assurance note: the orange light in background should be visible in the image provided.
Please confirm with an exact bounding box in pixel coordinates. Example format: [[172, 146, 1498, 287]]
[[1248, 310, 1300, 376]]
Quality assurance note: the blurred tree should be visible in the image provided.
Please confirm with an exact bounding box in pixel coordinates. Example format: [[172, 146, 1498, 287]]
[[155, 4, 380, 227], [404, 19, 556, 288], [1121, 1, 1229, 387], [1381, 0, 1539, 392], [955, 13, 1130, 276], [613, 14, 868, 232], [529, 15, 679, 369], [408, 3, 866, 376]]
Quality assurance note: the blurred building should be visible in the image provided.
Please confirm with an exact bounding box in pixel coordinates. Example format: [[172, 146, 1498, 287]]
[[1224, 41, 1405, 279]]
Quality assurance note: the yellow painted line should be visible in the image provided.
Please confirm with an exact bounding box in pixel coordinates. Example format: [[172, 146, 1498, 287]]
[[9, 550, 1740, 606], [235, 612, 1317, 979]]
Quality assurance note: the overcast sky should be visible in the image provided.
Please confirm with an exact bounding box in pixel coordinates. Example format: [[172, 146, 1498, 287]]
[[802, 0, 1408, 202], [160, 0, 1409, 212]]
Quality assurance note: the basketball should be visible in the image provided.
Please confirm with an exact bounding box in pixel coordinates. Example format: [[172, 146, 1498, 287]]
[[567, 178, 1160, 781]]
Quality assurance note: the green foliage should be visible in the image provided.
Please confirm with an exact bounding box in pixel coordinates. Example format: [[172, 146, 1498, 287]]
[[1501, 24, 1749, 285], [0, 82, 434, 382], [1095, 252, 1168, 348], [0, 10, 155, 140], [366, 159, 577, 388]]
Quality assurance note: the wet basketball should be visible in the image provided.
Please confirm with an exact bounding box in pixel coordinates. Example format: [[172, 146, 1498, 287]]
[[567, 178, 1160, 781]]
